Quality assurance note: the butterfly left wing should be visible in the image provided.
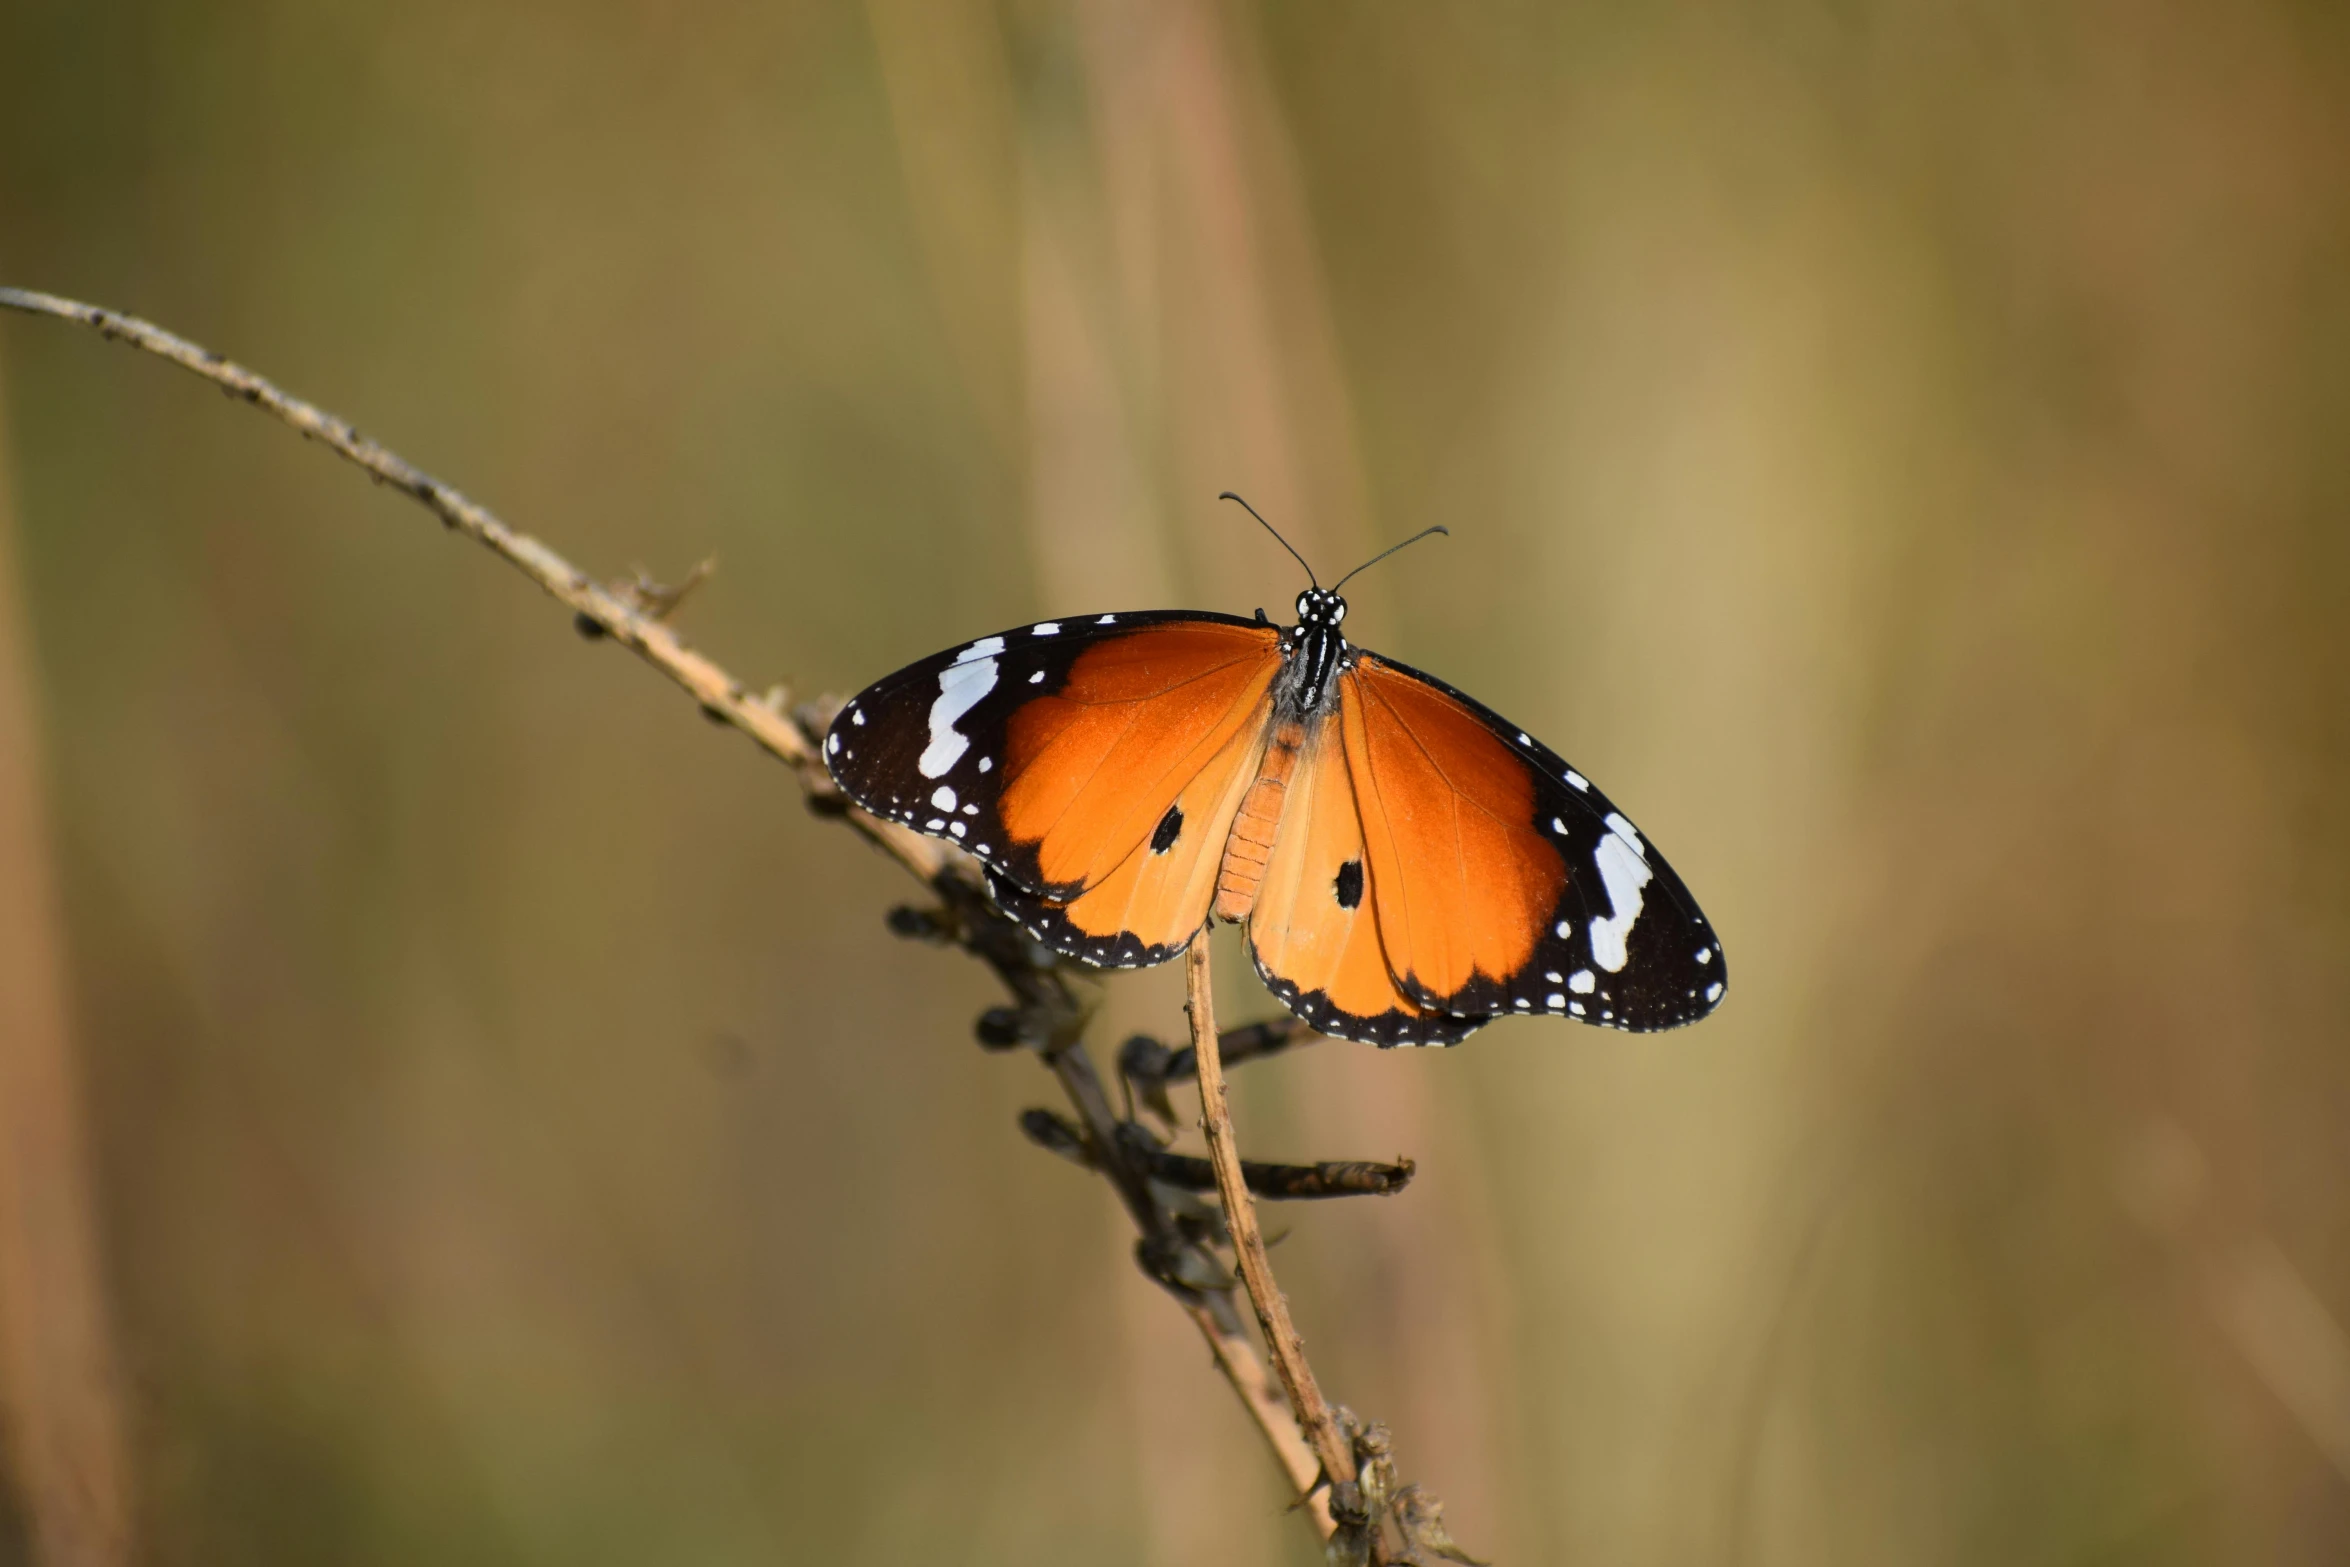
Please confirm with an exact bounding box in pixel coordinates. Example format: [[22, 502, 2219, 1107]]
[[1339, 652, 1725, 1033]]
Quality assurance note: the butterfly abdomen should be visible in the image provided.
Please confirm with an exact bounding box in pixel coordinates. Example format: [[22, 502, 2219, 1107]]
[[1212, 720, 1307, 922]]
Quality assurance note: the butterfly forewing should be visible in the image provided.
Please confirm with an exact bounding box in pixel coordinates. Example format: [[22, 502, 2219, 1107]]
[[825, 611, 1281, 899], [1342, 654, 1725, 1032]]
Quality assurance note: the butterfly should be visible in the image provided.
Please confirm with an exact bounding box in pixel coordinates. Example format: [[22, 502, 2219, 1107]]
[[824, 499, 1726, 1047]]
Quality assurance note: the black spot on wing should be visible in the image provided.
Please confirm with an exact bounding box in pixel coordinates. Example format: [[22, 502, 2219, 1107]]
[[1150, 802, 1184, 855], [1333, 857, 1363, 910]]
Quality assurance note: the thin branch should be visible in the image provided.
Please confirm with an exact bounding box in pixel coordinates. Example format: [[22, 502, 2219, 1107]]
[[1184, 940, 1369, 1541], [1119, 1128, 1412, 1202], [0, 287, 1341, 1538], [1020, 1110, 1416, 1200]]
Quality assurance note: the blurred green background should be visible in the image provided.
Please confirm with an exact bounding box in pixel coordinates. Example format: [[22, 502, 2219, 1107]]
[[3, 2, 2348, 1563]]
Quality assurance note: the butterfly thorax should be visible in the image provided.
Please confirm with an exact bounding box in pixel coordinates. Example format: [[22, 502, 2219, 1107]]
[[1271, 587, 1351, 722]]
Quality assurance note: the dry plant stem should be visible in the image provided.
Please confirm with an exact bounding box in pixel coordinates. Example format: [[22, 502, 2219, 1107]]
[[1184, 939, 1360, 1509], [0, 287, 1342, 1538]]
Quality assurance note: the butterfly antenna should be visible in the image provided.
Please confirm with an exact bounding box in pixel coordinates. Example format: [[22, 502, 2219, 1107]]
[[1332, 525, 1450, 592], [1218, 492, 1318, 588]]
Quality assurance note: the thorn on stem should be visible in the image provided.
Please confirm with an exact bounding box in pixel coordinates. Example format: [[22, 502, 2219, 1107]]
[[612, 557, 715, 623]]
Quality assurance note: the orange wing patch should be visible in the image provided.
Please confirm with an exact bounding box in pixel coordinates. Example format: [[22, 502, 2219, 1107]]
[[998, 621, 1280, 895], [1339, 657, 1566, 1011], [995, 700, 1270, 967], [1245, 715, 1478, 1046]]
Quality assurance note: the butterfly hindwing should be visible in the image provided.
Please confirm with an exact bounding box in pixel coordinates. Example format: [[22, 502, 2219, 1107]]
[[1245, 714, 1481, 1047], [987, 700, 1270, 967], [826, 611, 1280, 898], [1340, 653, 1725, 1033]]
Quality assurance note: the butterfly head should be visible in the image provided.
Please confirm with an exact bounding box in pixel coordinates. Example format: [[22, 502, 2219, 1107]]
[[1295, 587, 1347, 628]]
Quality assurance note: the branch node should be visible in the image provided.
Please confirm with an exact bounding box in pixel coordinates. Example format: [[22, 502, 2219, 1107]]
[[1134, 1232, 1234, 1301], [1121, 1017, 1314, 1107], [885, 903, 954, 944], [974, 1006, 1029, 1051], [1018, 1107, 1091, 1165]]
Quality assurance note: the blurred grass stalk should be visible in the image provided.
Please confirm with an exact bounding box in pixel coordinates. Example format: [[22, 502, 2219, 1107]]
[[0, 359, 131, 1564], [866, 0, 1505, 1556], [2119, 1118, 2350, 1484]]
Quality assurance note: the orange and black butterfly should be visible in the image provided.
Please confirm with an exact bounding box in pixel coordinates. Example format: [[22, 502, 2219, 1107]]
[[825, 503, 1725, 1047]]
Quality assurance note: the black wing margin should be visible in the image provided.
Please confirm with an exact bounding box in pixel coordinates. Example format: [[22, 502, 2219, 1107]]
[[1354, 651, 1728, 1033]]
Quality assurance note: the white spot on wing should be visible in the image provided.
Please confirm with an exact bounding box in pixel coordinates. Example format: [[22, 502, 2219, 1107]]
[[1096, 613, 1116, 624], [851, 709, 865, 726], [1034, 622, 1060, 636], [1566, 771, 1589, 791], [978, 757, 993, 773], [954, 635, 1005, 664], [1552, 817, 1569, 834], [1569, 970, 1595, 994], [1705, 981, 1723, 1003], [1546, 992, 1565, 1008], [1696, 947, 1712, 965], [826, 733, 839, 755], [1587, 832, 1654, 973], [1570, 1001, 1586, 1016], [1028, 670, 1045, 684], [1604, 812, 1646, 858], [931, 785, 957, 811], [918, 655, 997, 777], [1555, 920, 1571, 939], [949, 822, 967, 838]]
